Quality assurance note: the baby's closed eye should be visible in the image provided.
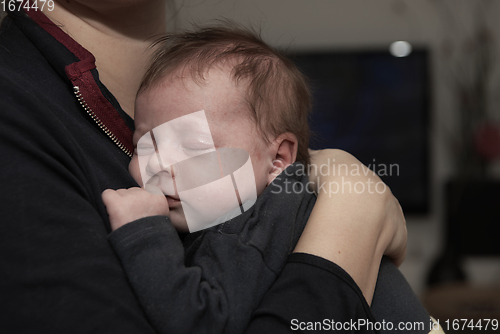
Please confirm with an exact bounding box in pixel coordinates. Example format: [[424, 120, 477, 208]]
[[136, 144, 156, 156]]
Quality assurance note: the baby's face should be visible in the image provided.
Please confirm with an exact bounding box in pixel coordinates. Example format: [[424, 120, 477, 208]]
[[130, 69, 274, 231]]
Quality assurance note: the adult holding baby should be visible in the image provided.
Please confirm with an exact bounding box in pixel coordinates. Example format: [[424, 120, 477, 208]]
[[0, 1, 411, 333]]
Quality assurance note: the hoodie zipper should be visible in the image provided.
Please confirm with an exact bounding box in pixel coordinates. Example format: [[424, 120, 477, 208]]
[[73, 86, 133, 158]]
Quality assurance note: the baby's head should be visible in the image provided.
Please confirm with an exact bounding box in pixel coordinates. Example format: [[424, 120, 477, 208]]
[[129, 24, 311, 231]]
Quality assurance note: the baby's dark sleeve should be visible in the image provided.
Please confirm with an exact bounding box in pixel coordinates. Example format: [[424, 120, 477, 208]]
[[108, 166, 314, 334], [108, 216, 234, 334], [108, 212, 302, 334]]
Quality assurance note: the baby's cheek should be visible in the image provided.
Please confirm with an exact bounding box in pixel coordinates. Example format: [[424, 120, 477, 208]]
[[248, 161, 267, 196], [129, 155, 143, 187]]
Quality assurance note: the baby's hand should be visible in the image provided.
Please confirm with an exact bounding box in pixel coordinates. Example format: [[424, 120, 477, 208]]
[[102, 187, 169, 231]]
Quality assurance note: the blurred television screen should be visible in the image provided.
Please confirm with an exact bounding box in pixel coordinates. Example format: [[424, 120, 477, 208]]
[[290, 49, 430, 214]]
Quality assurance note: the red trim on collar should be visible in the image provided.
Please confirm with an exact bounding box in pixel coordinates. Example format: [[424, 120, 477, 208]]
[[22, 1, 134, 155]]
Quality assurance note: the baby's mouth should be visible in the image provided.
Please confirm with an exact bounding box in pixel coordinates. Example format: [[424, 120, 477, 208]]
[[165, 195, 181, 208]]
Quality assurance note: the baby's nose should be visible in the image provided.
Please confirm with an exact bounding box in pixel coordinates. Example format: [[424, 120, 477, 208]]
[[145, 152, 170, 177]]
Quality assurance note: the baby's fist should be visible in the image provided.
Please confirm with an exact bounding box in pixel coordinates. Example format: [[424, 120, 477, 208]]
[[102, 187, 169, 231]]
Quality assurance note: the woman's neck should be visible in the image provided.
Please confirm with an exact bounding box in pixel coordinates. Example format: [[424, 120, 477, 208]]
[[43, 1, 168, 118]]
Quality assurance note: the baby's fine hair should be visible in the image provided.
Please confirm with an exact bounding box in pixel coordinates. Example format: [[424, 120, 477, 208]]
[[140, 22, 312, 165]]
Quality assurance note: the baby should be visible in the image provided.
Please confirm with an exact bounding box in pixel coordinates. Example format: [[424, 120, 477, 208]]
[[104, 24, 311, 234], [102, 24, 314, 334], [102, 24, 434, 334]]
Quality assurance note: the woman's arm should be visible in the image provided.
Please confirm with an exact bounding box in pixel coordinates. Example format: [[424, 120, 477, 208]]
[[294, 149, 407, 305], [244, 150, 408, 333]]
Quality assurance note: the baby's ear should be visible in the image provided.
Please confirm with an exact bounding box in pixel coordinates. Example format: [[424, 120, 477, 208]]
[[267, 133, 298, 185]]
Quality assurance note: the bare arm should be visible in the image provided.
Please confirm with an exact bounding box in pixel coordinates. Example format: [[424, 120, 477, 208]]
[[294, 149, 407, 305]]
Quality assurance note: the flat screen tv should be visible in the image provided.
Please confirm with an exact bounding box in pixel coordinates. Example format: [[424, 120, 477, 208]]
[[289, 49, 430, 214]]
